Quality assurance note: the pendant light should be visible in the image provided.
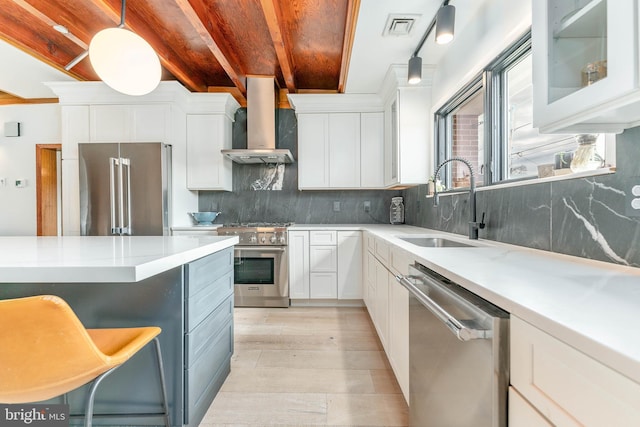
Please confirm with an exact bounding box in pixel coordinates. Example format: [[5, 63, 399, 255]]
[[65, 0, 161, 96]]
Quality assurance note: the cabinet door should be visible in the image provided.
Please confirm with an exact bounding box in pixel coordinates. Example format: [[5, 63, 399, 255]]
[[90, 105, 129, 141], [131, 104, 171, 142], [360, 112, 384, 188], [186, 114, 233, 191], [388, 273, 409, 403], [384, 98, 399, 187], [374, 259, 389, 351], [532, 0, 636, 133], [310, 272, 338, 298], [337, 231, 362, 299], [309, 245, 337, 272], [511, 316, 640, 426], [328, 113, 360, 188], [365, 251, 376, 313], [288, 231, 310, 299], [298, 114, 329, 189]]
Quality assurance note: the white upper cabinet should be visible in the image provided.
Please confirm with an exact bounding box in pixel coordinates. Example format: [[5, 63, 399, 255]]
[[186, 114, 233, 191], [289, 94, 385, 190], [532, 0, 639, 133], [380, 67, 431, 187], [90, 104, 172, 142]]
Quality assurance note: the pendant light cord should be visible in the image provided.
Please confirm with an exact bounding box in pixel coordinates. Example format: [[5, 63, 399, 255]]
[[118, 0, 126, 28]]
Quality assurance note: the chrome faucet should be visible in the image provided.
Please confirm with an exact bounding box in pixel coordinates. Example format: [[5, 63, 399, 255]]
[[433, 157, 485, 239]]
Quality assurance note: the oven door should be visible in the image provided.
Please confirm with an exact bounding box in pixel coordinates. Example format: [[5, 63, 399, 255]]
[[233, 246, 289, 308]]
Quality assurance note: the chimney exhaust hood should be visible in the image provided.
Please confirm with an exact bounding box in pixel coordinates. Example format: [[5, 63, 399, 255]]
[[221, 76, 295, 164]]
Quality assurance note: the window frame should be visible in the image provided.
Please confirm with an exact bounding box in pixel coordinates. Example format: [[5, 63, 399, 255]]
[[433, 29, 614, 190]]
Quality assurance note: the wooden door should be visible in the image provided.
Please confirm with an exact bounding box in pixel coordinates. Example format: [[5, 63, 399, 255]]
[[36, 144, 61, 236]]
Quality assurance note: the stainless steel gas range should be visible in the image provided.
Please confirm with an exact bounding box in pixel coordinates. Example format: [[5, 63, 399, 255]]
[[217, 223, 291, 308]]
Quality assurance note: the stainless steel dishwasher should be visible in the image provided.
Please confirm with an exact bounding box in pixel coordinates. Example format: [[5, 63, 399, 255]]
[[397, 262, 509, 427]]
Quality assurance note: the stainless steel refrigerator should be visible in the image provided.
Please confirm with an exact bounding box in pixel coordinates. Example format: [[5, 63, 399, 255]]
[[79, 142, 172, 236]]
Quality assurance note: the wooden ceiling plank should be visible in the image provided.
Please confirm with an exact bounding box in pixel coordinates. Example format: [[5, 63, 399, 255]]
[[338, 0, 361, 93], [11, 0, 88, 49], [173, 0, 247, 98], [259, 0, 296, 93], [87, 0, 208, 92]]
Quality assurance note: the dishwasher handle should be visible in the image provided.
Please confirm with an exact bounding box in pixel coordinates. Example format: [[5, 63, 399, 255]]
[[396, 274, 491, 342]]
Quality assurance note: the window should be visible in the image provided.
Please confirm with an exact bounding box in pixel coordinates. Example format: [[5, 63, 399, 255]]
[[435, 78, 485, 189], [434, 31, 614, 189]]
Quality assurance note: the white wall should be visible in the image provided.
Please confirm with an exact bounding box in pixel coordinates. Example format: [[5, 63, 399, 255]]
[[0, 104, 61, 235], [431, 0, 532, 110]]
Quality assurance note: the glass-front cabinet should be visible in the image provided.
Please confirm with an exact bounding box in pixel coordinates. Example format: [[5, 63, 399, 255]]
[[532, 0, 638, 133]]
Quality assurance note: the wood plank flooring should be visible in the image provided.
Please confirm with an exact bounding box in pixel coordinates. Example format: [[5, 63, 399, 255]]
[[199, 306, 409, 427]]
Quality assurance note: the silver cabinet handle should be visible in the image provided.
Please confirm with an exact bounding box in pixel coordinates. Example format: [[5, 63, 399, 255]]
[[121, 157, 132, 235], [235, 247, 286, 252], [109, 157, 119, 234], [396, 274, 490, 341]]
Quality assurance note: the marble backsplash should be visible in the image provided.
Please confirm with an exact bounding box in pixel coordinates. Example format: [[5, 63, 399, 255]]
[[404, 126, 640, 267], [199, 108, 400, 224]]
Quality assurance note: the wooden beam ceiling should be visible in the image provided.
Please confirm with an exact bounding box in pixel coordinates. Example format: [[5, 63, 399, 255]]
[[0, 0, 357, 103]]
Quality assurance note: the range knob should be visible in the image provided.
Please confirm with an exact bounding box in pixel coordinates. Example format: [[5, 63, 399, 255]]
[[249, 235, 258, 243], [270, 235, 277, 244], [279, 236, 286, 244], [261, 236, 267, 243]]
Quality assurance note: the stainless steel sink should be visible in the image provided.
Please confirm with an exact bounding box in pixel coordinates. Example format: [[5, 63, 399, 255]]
[[397, 236, 475, 248]]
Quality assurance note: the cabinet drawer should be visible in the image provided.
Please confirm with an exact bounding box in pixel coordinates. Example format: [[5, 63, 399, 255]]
[[186, 271, 233, 332], [309, 245, 337, 272], [310, 230, 337, 245], [185, 248, 233, 298], [374, 238, 389, 263], [184, 319, 233, 424], [511, 316, 640, 426], [508, 387, 552, 427], [185, 295, 233, 367]]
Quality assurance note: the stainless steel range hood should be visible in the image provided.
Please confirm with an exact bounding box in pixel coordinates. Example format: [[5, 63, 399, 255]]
[[221, 76, 295, 164]]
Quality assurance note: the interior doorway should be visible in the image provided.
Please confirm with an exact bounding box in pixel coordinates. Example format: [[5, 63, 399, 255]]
[[36, 144, 62, 236]]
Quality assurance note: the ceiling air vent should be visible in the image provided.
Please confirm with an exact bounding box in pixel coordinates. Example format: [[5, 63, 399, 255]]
[[383, 14, 421, 37]]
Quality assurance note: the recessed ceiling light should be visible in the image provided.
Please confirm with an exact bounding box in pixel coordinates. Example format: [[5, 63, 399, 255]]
[[53, 24, 69, 34]]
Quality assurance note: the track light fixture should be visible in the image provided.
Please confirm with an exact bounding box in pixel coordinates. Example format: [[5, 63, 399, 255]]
[[408, 56, 422, 85], [407, 1, 456, 84], [436, 4, 456, 44], [65, 0, 161, 96]]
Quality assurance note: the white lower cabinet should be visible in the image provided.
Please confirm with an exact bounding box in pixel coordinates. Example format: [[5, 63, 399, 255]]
[[288, 231, 310, 299], [337, 231, 362, 299], [363, 235, 410, 404], [289, 229, 361, 302], [510, 315, 640, 426]]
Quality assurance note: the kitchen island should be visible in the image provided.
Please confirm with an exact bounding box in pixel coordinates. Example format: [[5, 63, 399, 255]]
[[0, 235, 239, 427]]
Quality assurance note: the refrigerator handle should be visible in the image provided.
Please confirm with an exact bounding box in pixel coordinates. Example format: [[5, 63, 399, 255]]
[[109, 157, 119, 234], [121, 157, 132, 235]]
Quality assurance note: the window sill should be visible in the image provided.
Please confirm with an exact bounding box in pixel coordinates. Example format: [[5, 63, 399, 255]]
[[425, 167, 616, 198]]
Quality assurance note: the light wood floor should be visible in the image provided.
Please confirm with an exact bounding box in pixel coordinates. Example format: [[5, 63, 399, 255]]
[[199, 306, 409, 427]]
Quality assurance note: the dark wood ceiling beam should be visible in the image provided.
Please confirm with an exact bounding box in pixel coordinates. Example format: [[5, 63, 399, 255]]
[[88, 0, 208, 92], [173, 0, 247, 98], [11, 0, 88, 50], [338, 0, 361, 93], [259, 0, 296, 93]]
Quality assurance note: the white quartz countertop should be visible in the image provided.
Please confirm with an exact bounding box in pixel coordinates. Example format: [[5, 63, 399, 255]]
[[0, 236, 238, 283], [345, 224, 640, 385]]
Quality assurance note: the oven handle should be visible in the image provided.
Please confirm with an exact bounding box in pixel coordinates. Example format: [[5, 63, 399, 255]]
[[235, 247, 286, 251], [397, 274, 490, 342]]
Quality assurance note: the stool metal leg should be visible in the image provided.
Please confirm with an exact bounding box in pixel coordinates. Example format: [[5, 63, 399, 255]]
[[152, 337, 171, 427], [83, 366, 120, 427], [80, 339, 171, 427]]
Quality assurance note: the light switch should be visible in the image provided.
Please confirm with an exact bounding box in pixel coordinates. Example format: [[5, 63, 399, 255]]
[[15, 179, 27, 188], [333, 201, 341, 212]]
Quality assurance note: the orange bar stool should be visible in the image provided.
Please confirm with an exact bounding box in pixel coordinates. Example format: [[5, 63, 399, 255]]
[[0, 295, 171, 427]]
